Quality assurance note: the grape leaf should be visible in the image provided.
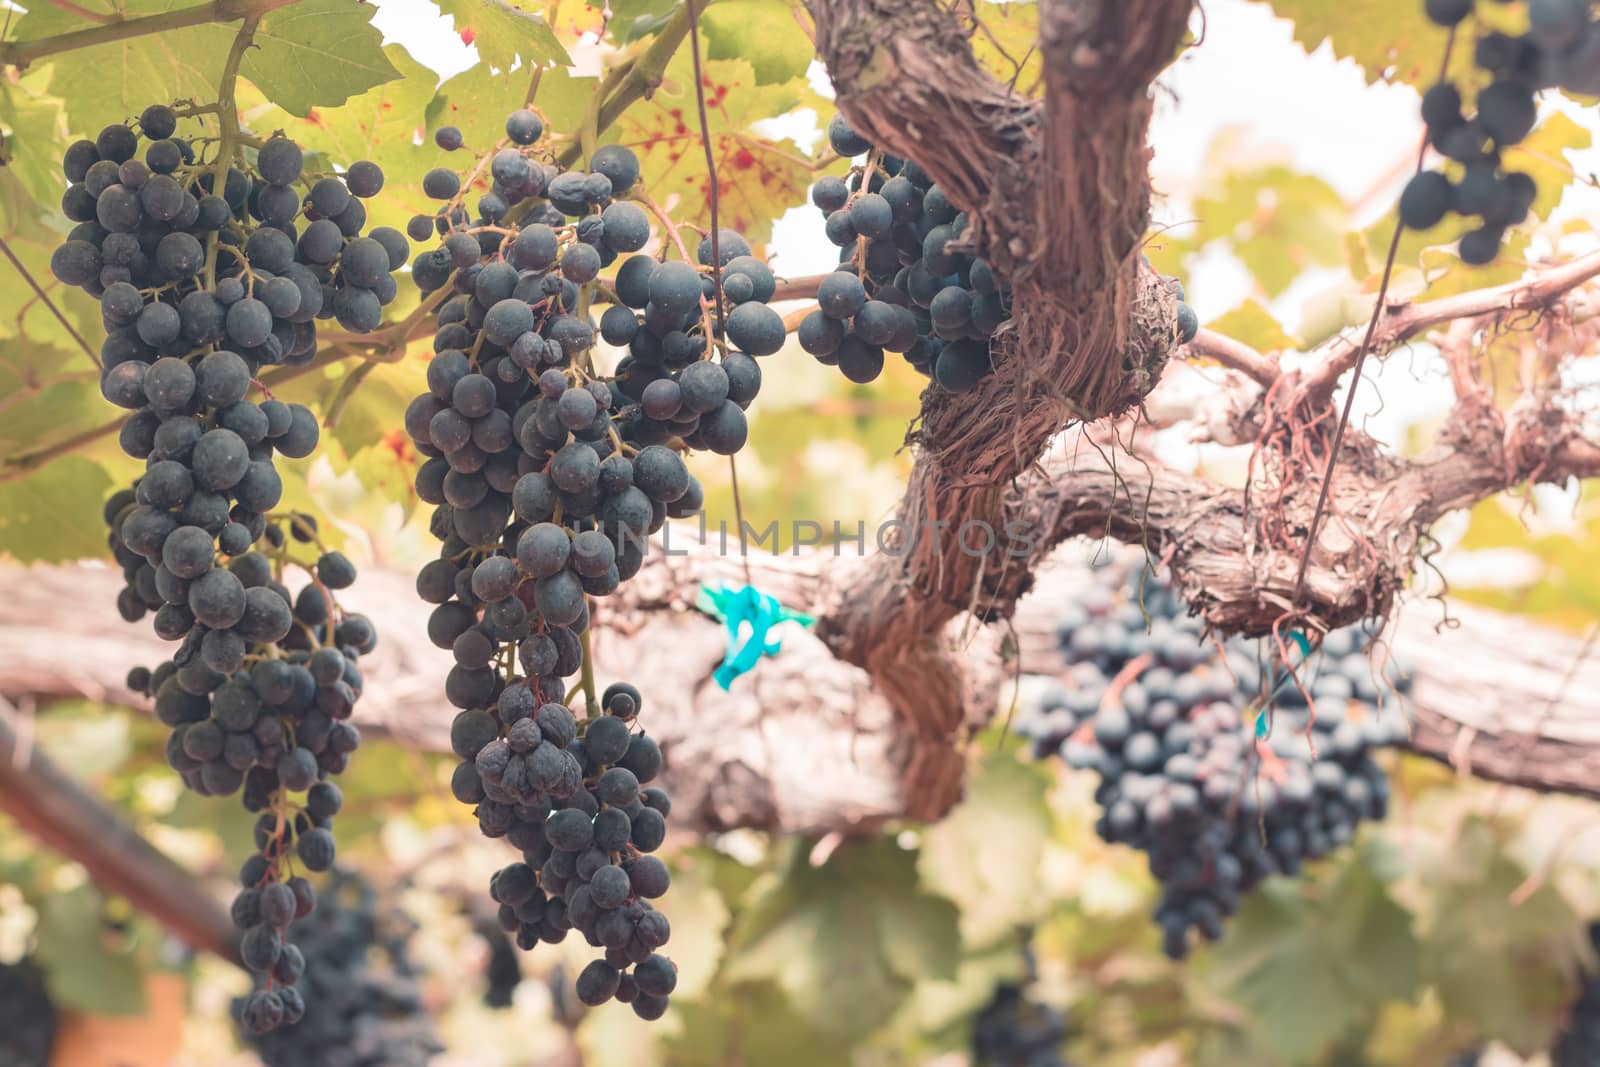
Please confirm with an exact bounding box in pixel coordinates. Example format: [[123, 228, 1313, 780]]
[[592, 0, 682, 44], [14, 0, 397, 136], [317, 358, 429, 464], [1503, 111, 1593, 222], [616, 56, 821, 243], [664, 982, 856, 1067], [724, 837, 960, 1038], [436, 0, 571, 72], [13, 0, 233, 136], [0, 72, 71, 211], [700, 0, 813, 85], [1419, 817, 1575, 1054], [919, 747, 1055, 948], [1204, 843, 1419, 1062], [0, 456, 115, 563], [1205, 300, 1301, 354], [241, 0, 402, 117], [969, 0, 1041, 89], [1256, 0, 1520, 88], [1193, 164, 1348, 299], [34, 887, 147, 1016]]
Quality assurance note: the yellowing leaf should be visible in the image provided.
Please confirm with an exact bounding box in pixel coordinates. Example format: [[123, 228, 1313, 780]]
[[617, 56, 820, 242], [1256, 0, 1521, 88], [436, 0, 571, 71], [701, 0, 813, 85]]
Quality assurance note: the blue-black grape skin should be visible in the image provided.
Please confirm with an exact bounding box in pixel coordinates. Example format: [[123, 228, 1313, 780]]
[[1016, 551, 1410, 959], [74, 115, 400, 1040], [396, 113, 802, 1023]]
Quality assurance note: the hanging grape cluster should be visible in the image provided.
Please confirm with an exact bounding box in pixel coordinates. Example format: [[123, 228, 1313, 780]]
[[795, 114, 1008, 390], [1553, 922, 1600, 1067], [0, 958, 57, 1067], [797, 115, 1198, 390], [1017, 555, 1410, 960], [971, 941, 1076, 1067], [401, 107, 777, 1021], [1401, 0, 1600, 261], [239, 870, 443, 1067], [61, 104, 404, 1034]]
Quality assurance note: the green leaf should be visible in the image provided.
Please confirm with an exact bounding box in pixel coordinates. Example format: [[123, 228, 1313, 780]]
[[436, 0, 571, 71], [1204, 300, 1301, 355], [0, 72, 70, 210], [1193, 163, 1348, 299], [594, 0, 682, 43], [15, 0, 234, 136], [919, 747, 1055, 948], [1419, 818, 1575, 1054], [701, 0, 812, 85], [1503, 112, 1593, 222], [1205, 843, 1420, 1062], [0, 456, 115, 563], [664, 982, 857, 1067], [242, 0, 402, 117], [724, 837, 960, 1038], [901, 934, 1028, 1036], [969, 0, 1041, 88], [34, 886, 147, 1015]]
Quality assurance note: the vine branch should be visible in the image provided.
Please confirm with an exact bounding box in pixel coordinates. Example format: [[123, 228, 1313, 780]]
[[0, 0, 298, 67], [0, 701, 241, 965]]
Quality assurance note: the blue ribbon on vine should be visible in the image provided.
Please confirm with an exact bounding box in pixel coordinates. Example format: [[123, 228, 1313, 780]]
[[1254, 629, 1313, 740], [695, 583, 814, 690]]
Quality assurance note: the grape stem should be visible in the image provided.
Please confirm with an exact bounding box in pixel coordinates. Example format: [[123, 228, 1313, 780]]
[[553, 3, 690, 170], [204, 13, 260, 289], [0, 0, 299, 67], [578, 623, 599, 718]]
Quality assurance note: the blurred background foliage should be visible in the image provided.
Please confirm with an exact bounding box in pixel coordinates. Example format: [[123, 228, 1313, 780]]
[[0, 0, 1599, 1063]]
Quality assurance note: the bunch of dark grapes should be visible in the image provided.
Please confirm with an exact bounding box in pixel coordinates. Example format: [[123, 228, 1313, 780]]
[[400, 108, 779, 1021], [792, 114, 1006, 390], [1401, 0, 1600, 262], [1017, 553, 1410, 960], [971, 943, 1075, 1067], [64, 104, 403, 1034], [798, 115, 1200, 390], [239, 871, 443, 1067], [1552, 922, 1600, 1066], [0, 958, 58, 1067]]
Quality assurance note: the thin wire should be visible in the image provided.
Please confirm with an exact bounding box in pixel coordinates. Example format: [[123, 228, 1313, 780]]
[[686, 0, 752, 582], [1292, 26, 1456, 602], [0, 233, 100, 368]]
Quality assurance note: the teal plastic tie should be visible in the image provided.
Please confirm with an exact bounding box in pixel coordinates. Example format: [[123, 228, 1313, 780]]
[[1254, 630, 1314, 740], [696, 583, 814, 690]]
